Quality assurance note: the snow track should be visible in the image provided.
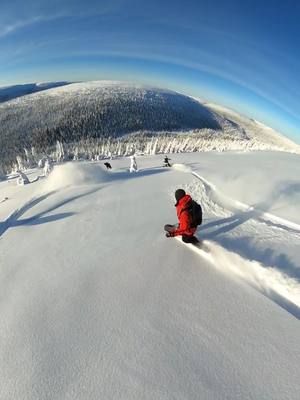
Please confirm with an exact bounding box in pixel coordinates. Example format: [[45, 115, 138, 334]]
[[191, 170, 300, 233], [173, 163, 300, 232], [173, 163, 300, 316]]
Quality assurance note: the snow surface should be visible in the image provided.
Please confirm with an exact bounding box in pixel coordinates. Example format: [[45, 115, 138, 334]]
[[0, 152, 299, 399], [205, 101, 299, 153], [0, 82, 70, 103]]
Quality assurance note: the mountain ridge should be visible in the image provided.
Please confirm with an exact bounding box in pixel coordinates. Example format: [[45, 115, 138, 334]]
[[0, 81, 299, 173], [0, 81, 71, 103]]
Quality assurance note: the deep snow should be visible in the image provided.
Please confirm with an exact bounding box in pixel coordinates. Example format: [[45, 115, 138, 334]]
[[0, 152, 299, 400]]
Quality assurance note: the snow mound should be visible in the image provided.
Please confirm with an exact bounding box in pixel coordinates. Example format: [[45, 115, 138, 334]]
[[41, 162, 109, 191], [172, 163, 192, 173]]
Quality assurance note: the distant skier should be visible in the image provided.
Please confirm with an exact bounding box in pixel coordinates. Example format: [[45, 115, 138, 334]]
[[16, 171, 30, 186], [164, 189, 202, 243], [164, 156, 171, 167], [104, 162, 112, 170], [129, 155, 138, 172], [44, 159, 53, 176]]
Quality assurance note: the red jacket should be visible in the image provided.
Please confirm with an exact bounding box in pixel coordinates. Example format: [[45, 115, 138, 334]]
[[173, 194, 197, 237]]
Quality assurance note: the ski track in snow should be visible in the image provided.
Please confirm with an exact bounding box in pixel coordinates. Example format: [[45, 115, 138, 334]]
[[173, 162, 300, 232], [173, 163, 300, 317]]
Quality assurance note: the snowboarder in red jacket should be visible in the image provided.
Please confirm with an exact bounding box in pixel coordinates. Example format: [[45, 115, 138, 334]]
[[164, 189, 198, 243]]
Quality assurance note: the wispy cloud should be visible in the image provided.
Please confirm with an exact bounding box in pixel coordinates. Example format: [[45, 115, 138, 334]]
[[0, 15, 59, 38], [0, 0, 126, 39]]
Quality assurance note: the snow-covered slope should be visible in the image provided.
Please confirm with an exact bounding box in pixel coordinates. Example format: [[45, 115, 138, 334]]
[[0, 81, 226, 172], [0, 81, 71, 103], [205, 101, 299, 153], [0, 152, 299, 400], [0, 80, 222, 136], [0, 80, 299, 173]]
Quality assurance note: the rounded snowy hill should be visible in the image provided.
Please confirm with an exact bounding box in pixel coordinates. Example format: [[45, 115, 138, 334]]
[[0, 81, 221, 140], [0, 81, 299, 174]]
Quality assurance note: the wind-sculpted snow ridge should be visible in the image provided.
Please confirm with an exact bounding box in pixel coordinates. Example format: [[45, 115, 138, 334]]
[[173, 163, 300, 315]]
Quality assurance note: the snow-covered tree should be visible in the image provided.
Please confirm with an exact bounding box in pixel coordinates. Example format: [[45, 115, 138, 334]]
[[16, 156, 26, 171], [129, 155, 138, 172], [44, 159, 53, 176]]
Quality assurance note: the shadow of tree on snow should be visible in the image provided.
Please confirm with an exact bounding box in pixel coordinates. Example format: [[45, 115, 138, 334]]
[[0, 187, 102, 238]]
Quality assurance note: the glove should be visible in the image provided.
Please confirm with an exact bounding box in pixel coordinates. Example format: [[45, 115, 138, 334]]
[[166, 232, 174, 238]]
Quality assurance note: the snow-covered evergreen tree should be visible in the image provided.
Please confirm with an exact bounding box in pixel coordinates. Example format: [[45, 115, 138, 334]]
[[129, 155, 138, 172], [44, 159, 53, 176]]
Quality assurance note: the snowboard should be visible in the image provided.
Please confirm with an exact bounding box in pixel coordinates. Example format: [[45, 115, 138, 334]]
[[176, 236, 210, 253]]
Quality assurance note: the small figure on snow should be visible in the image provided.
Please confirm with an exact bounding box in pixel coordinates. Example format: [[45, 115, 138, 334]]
[[129, 155, 138, 173], [104, 162, 112, 170], [16, 171, 30, 186], [44, 159, 53, 176], [164, 189, 202, 244], [163, 156, 171, 167]]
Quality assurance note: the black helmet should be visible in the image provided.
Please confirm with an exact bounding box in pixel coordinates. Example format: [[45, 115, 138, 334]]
[[175, 189, 186, 203]]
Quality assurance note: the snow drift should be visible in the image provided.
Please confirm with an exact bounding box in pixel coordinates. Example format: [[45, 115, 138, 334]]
[[41, 162, 110, 192]]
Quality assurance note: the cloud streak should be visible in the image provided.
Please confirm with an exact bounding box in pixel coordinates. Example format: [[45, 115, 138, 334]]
[[0, 0, 126, 39], [0, 17, 42, 38]]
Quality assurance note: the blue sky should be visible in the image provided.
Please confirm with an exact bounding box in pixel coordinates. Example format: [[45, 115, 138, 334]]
[[0, 0, 299, 143]]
